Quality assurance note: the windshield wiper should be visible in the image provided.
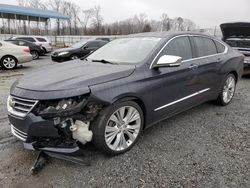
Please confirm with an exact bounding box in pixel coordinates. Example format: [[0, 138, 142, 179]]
[[91, 59, 118, 65]]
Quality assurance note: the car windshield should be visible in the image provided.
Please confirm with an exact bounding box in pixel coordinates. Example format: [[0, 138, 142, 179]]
[[87, 37, 162, 64], [71, 40, 88, 48]]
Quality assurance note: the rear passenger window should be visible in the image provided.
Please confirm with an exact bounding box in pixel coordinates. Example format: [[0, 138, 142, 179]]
[[161, 36, 193, 60], [18, 37, 36, 42], [214, 40, 226, 53], [193, 37, 217, 57]]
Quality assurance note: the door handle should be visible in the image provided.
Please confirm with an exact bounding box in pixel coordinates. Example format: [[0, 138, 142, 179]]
[[189, 64, 199, 69]]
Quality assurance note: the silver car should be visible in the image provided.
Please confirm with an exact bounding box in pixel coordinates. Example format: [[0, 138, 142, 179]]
[[0, 41, 33, 70]]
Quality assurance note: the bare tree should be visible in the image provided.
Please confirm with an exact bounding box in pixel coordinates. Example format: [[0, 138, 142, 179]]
[[79, 9, 93, 34], [47, 0, 62, 35], [91, 6, 103, 35], [160, 13, 171, 31]]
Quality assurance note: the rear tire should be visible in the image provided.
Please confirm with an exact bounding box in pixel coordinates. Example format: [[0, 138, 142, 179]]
[[0, 56, 17, 70], [90, 101, 144, 155], [30, 50, 39, 60], [216, 73, 236, 106]]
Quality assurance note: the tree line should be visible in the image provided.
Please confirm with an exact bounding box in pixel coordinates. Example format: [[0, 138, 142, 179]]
[[14, 0, 196, 35]]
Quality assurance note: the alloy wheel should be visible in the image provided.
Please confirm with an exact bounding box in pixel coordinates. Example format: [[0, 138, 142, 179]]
[[222, 76, 236, 104], [31, 51, 39, 59], [105, 106, 141, 151], [2, 57, 17, 69]]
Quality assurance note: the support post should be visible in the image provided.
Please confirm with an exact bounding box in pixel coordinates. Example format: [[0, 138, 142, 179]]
[[1, 13, 3, 34], [38, 17, 40, 35], [14, 14, 17, 34], [45, 18, 48, 35], [28, 16, 30, 35]]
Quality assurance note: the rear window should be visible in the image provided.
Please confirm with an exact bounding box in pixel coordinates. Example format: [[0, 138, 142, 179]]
[[17, 37, 36, 42], [193, 37, 217, 57], [36, 37, 47, 42], [214, 40, 226, 53]]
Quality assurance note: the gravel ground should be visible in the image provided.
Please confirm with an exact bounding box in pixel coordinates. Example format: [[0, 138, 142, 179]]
[[0, 56, 249, 188]]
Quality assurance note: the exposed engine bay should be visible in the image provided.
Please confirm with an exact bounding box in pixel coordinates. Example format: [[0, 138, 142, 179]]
[[8, 94, 104, 154]]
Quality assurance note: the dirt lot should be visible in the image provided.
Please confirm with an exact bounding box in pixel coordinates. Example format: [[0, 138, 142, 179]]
[[0, 56, 249, 188]]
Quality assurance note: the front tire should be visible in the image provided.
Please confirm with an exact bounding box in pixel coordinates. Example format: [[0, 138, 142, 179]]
[[70, 54, 79, 60], [0, 56, 17, 70], [216, 73, 236, 106], [91, 101, 144, 155]]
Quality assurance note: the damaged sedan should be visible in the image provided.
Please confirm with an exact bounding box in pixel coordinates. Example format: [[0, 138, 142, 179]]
[[7, 32, 243, 155]]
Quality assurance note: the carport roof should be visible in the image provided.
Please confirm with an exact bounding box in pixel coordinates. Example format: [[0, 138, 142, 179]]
[[0, 4, 69, 20]]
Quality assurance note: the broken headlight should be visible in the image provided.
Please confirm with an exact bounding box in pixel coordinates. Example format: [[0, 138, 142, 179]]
[[35, 96, 88, 119]]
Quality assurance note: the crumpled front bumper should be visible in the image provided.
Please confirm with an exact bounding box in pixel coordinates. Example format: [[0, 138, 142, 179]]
[[8, 113, 80, 154], [8, 113, 59, 142]]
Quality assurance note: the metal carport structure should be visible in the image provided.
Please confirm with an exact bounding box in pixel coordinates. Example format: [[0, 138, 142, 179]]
[[0, 4, 69, 35]]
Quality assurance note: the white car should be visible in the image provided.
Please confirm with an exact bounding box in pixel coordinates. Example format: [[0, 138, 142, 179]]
[[0, 41, 33, 70], [10, 36, 53, 54]]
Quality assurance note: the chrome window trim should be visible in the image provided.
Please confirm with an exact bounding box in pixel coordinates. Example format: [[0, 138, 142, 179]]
[[154, 88, 210, 111], [150, 34, 228, 69]]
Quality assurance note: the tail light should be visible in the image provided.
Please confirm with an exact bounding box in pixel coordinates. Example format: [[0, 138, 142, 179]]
[[23, 47, 30, 53]]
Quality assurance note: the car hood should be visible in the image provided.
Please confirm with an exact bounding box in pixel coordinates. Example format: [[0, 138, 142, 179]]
[[53, 47, 77, 53], [12, 60, 135, 99], [220, 22, 250, 39]]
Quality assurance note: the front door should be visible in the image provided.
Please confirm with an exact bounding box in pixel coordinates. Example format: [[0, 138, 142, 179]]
[[150, 36, 201, 122]]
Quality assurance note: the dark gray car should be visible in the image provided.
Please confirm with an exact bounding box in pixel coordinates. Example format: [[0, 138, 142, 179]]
[[7, 32, 243, 155]]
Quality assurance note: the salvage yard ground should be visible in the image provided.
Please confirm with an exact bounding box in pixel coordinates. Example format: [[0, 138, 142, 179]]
[[0, 56, 249, 187]]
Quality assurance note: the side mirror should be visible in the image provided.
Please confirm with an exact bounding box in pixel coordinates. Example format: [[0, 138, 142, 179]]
[[83, 46, 88, 50], [154, 55, 182, 68]]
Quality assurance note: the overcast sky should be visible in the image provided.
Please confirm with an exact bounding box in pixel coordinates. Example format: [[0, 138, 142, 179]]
[[1, 0, 249, 28]]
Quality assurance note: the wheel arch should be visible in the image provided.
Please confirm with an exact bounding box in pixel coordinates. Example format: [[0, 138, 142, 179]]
[[1, 55, 18, 63], [229, 71, 238, 83], [112, 95, 147, 129]]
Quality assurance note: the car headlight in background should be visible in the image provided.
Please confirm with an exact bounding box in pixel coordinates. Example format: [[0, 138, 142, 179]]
[[244, 57, 250, 64], [58, 51, 69, 56]]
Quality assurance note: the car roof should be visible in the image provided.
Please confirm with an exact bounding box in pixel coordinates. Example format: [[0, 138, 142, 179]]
[[128, 31, 217, 39], [6, 38, 36, 44], [87, 39, 108, 43]]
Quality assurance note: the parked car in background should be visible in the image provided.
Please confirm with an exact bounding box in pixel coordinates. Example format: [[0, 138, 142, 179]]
[[51, 39, 108, 62], [0, 41, 32, 70], [7, 32, 243, 156], [221, 22, 250, 75], [5, 39, 44, 60], [10, 36, 53, 54]]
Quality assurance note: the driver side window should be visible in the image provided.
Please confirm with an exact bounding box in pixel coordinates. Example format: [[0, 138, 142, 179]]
[[160, 36, 193, 61]]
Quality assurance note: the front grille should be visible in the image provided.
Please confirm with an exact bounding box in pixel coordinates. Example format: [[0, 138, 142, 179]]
[[11, 125, 27, 141], [8, 96, 38, 118]]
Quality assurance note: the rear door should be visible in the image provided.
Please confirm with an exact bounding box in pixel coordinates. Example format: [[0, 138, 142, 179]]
[[191, 36, 225, 95]]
